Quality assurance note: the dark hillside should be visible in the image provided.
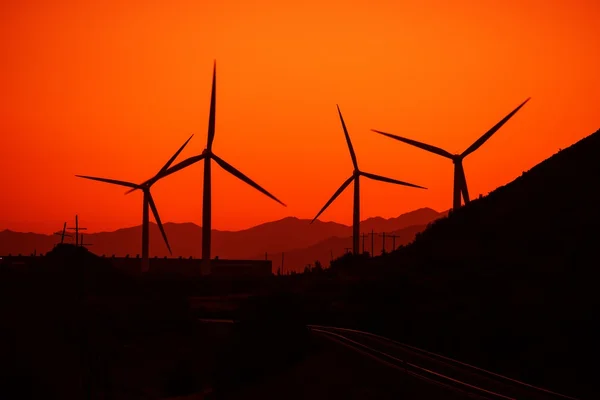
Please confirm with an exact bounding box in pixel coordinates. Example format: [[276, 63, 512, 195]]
[[325, 128, 600, 398], [0, 244, 196, 399], [405, 128, 600, 258]]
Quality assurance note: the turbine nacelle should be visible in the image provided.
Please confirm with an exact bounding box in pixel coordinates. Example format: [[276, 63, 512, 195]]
[[155, 60, 286, 264], [75, 60, 286, 268], [137, 177, 158, 190], [75, 133, 196, 262], [311, 105, 426, 259], [372, 97, 531, 210]]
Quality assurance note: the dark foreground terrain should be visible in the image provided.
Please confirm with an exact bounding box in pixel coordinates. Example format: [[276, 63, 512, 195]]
[[205, 128, 600, 399], [2, 129, 599, 399], [217, 329, 473, 400], [0, 246, 310, 399]]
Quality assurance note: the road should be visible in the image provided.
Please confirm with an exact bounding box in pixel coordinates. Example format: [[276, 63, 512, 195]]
[[213, 325, 473, 399], [309, 325, 580, 400], [197, 320, 581, 400]]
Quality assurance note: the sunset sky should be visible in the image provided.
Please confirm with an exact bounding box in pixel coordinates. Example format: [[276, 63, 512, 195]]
[[1, 0, 599, 234]]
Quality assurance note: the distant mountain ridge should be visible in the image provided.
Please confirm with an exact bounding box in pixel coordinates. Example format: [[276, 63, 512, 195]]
[[260, 223, 430, 273], [0, 208, 447, 271]]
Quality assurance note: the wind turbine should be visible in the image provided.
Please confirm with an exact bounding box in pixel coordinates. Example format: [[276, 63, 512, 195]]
[[75, 134, 194, 272], [147, 61, 286, 271], [311, 105, 426, 256], [372, 98, 530, 211]]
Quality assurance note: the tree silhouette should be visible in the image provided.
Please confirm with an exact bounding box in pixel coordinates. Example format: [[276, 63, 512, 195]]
[[313, 260, 323, 273]]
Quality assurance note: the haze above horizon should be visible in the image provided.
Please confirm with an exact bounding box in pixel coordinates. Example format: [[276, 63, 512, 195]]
[[1, 207, 444, 235], [1, 0, 599, 234]]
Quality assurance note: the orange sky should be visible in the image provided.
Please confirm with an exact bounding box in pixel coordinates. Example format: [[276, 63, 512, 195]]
[[1, 0, 599, 234]]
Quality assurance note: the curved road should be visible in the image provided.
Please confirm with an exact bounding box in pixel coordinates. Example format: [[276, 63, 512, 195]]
[[309, 325, 580, 400], [197, 320, 581, 400]]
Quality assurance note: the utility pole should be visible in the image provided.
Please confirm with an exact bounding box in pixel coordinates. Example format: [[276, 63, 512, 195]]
[[330, 249, 334, 263], [388, 234, 399, 252], [80, 234, 93, 248], [281, 252, 285, 275], [371, 229, 374, 257], [379, 232, 387, 254], [67, 215, 87, 247], [361, 233, 367, 254], [54, 222, 72, 245]]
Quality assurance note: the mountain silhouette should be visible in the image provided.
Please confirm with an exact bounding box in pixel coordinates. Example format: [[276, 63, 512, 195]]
[[383, 128, 600, 264], [0, 208, 446, 271], [261, 224, 430, 273]]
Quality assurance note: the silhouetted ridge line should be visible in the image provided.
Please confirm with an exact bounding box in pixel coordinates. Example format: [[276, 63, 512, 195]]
[[0, 208, 447, 271], [46, 243, 96, 258], [324, 129, 600, 398], [394, 128, 600, 254]]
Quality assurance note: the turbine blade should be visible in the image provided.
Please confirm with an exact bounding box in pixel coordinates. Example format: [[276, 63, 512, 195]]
[[361, 171, 427, 189], [372, 130, 454, 159], [310, 175, 354, 224], [156, 154, 206, 181], [129, 134, 198, 193], [207, 61, 217, 151], [337, 105, 358, 169], [158, 134, 195, 175], [212, 154, 286, 206], [147, 192, 172, 255], [76, 175, 139, 189], [461, 97, 531, 158]]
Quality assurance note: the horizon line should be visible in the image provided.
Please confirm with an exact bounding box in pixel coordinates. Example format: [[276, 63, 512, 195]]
[[1, 207, 448, 236]]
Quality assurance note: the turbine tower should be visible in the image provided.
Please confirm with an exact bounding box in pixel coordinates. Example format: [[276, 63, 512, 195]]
[[156, 61, 286, 271], [372, 98, 530, 211], [311, 105, 426, 256], [76, 134, 194, 272]]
